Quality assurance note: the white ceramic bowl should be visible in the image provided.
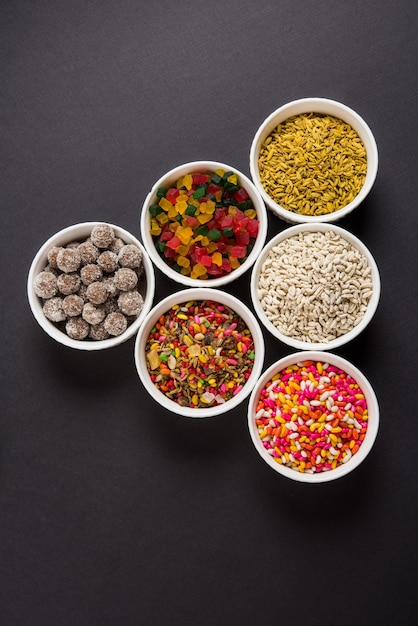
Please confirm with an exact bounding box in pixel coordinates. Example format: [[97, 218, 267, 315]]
[[134, 288, 265, 417], [250, 97, 378, 223], [27, 222, 155, 350], [250, 222, 380, 351], [248, 351, 379, 483], [140, 161, 268, 287]]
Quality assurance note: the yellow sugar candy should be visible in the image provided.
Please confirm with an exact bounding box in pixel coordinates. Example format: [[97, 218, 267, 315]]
[[156, 212, 168, 224], [177, 255, 190, 268], [176, 200, 188, 214], [212, 252, 222, 266], [150, 220, 161, 236], [177, 244, 190, 256], [159, 197, 172, 211], [177, 226, 193, 244], [183, 174, 193, 190]]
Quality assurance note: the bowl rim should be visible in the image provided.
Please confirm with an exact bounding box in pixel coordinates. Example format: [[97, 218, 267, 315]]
[[140, 160, 268, 287], [27, 221, 156, 351], [134, 287, 265, 417], [247, 350, 379, 483], [250, 222, 381, 351], [249, 97, 379, 224]]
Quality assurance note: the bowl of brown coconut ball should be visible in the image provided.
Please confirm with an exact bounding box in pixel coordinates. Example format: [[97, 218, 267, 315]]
[[28, 222, 155, 350]]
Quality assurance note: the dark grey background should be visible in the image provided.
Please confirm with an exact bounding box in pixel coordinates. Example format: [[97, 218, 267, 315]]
[[1, 1, 417, 625]]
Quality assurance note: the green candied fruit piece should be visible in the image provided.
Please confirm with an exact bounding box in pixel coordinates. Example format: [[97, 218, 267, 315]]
[[156, 186, 168, 198], [207, 228, 222, 242], [193, 185, 207, 200], [149, 204, 163, 216], [197, 224, 209, 236]]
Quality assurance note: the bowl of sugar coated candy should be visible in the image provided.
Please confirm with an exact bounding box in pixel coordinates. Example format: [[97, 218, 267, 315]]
[[28, 222, 155, 350], [248, 351, 379, 483], [134, 288, 265, 417], [249, 97, 378, 223], [140, 160, 268, 287], [250, 222, 380, 351]]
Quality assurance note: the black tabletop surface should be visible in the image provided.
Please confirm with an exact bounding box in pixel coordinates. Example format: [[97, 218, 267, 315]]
[[2, 1, 418, 625]]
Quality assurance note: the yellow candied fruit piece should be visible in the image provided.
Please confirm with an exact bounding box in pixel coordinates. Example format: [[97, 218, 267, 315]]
[[167, 206, 178, 219], [176, 200, 188, 214], [228, 206, 237, 216], [197, 213, 213, 224], [169, 222, 178, 232], [200, 236, 210, 247], [230, 257, 241, 269], [227, 173, 238, 185], [156, 212, 169, 224], [244, 209, 257, 218], [205, 200, 216, 214], [191, 263, 206, 277], [180, 266, 191, 275], [177, 255, 190, 268], [177, 227, 194, 244], [215, 168, 225, 176], [177, 244, 190, 256], [212, 251, 223, 266], [214, 190, 223, 202], [159, 197, 172, 211], [191, 235, 203, 243], [183, 174, 193, 190], [207, 242, 218, 253], [150, 220, 161, 236]]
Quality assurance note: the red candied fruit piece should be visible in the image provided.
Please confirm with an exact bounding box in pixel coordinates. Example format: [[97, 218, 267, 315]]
[[184, 215, 198, 227], [195, 246, 209, 262], [192, 173, 209, 185], [166, 187, 180, 204], [207, 183, 222, 196], [215, 207, 227, 221], [216, 240, 228, 253], [246, 218, 259, 237], [164, 247, 177, 258], [220, 215, 233, 228], [222, 258, 232, 272], [236, 231, 250, 245], [166, 235, 181, 250], [160, 229, 174, 241], [231, 245, 247, 259], [233, 187, 250, 203], [206, 264, 223, 276]]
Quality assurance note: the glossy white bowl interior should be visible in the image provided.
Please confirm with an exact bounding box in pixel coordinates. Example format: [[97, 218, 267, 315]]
[[250, 222, 380, 351], [27, 222, 155, 350], [249, 97, 378, 223], [248, 351, 379, 483], [134, 287, 265, 417], [140, 160, 268, 287]]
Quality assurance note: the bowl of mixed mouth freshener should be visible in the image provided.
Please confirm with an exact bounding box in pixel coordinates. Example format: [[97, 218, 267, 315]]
[[28, 222, 155, 350], [248, 351, 379, 482], [140, 161, 268, 287], [250, 223, 380, 351], [249, 97, 378, 223], [134, 288, 265, 417]]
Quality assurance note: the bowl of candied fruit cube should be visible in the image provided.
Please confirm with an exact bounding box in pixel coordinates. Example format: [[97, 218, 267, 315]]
[[28, 222, 155, 350], [140, 161, 268, 287]]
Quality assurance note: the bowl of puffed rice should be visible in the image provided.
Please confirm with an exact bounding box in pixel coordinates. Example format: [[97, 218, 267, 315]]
[[250, 223, 380, 351], [28, 222, 155, 350], [249, 97, 378, 223]]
